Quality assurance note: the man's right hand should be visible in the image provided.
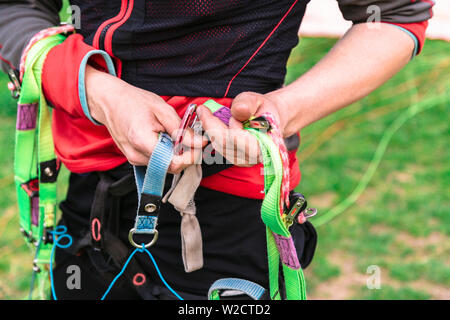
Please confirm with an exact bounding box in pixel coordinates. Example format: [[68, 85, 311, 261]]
[[85, 66, 206, 173]]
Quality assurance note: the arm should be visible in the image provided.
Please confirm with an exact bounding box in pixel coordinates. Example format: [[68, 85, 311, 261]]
[[0, 1, 204, 171], [273, 0, 434, 135], [272, 22, 416, 136], [197, 0, 433, 165], [0, 0, 61, 71]]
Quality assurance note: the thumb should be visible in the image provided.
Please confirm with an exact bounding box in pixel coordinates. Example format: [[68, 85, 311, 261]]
[[231, 92, 262, 122], [153, 100, 182, 138]]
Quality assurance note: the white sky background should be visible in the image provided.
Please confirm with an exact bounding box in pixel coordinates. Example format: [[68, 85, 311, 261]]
[[300, 0, 450, 41]]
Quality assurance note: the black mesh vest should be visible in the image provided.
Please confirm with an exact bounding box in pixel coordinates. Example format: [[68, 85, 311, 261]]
[[71, 0, 310, 97]]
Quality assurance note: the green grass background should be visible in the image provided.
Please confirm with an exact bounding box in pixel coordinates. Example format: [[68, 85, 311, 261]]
[[0, 7, 448, 299]]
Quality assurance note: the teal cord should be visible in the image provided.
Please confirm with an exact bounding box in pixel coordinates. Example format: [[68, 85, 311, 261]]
[[47, 226, 183, 300], [101, 244, 183, 300], [49, 226, 73, 300], [313, 91, 449, 227]]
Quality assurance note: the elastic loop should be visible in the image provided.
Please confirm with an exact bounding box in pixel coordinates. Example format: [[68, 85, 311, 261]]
[[49, 226, 72, 248], [91, 218, 101, 241], [132, 273, 146, 286]]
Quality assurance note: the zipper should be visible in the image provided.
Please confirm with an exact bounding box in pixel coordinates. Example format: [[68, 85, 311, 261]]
[[98, 24, 113, 51], [93, 0, 128, 50], [103, 0, 135, 55]]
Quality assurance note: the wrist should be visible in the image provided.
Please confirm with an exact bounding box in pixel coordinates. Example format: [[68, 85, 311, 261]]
[[267, 88, 301, 137], [86, 66, 126, 125], [84, 65, 122, 125]]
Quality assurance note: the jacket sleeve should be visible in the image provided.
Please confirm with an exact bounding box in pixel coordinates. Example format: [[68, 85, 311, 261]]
[[337, 0, 435, 54], [0, 0, 61, 72], [0, 0, 116, 121]]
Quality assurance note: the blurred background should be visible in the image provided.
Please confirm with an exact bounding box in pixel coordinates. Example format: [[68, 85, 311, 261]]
[[0, 1, 448, 299]]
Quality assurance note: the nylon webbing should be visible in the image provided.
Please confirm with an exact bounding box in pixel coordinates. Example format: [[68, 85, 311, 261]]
[[129, 133, 173, 247], [203, 100, 307, 300], [15, 33, 68, 300]]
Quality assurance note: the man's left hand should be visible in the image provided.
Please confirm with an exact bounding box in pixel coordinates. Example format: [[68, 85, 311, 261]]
[[196, 91, 287, 167]]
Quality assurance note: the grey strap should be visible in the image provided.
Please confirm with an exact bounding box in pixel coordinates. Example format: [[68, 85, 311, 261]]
[[164, 164, 204, 272]]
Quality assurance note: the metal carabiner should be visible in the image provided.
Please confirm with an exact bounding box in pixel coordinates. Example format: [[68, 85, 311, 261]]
[[245, 116, 271, 131], [128, 228, 159, 249], [173, 103, 198, 155], [7, 69, 21, 99]]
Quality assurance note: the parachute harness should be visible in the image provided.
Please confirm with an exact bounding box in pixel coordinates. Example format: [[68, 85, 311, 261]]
[[14, 28, 307, 299], [14, 32, 70, 299]]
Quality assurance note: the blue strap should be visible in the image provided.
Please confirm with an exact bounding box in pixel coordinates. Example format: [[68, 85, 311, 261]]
[[134, 132, 173, 200], [130, 133, 173, 245], [208, 278, 266, 300], [48, 133, 180, 300]]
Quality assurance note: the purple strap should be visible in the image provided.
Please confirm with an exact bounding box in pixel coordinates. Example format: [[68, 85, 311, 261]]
[[213, 106, 232, 126], [16, 103, 38, 130], [273, 233, 301, 270], [31, 196, 39, 226]]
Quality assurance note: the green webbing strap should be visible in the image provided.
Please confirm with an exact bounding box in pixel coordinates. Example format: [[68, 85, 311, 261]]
[[203, 100, 307, 300], [246, 128, 307, 300], [15, 34, 67, 299]]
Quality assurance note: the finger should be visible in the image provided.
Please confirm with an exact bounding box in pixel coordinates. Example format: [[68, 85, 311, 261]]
[[122, 146, 151, 166], [128, 126, 161, 158], [153, 101, 183, 137], [231, 92, 262, 122], [196, 104, 233, 157], [196, 104, 228, 131], [169, 147, 202, 174], [228, 116, 244, 130], [197, 105, 260, 166], [196, 105, 229, 147], [179, 127, 209, 149]]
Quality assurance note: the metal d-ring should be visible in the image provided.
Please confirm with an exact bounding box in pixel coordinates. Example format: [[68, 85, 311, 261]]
[[128, 228, 159, 249]]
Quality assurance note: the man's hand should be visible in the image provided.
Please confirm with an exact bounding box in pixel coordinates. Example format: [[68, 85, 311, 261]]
[[196, 91, 287, 166], [85, 66, 206, 173]]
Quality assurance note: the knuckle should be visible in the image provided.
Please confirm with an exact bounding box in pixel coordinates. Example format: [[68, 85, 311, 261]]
[[126, 151, 143, 166], [169, 163, 183, 174]]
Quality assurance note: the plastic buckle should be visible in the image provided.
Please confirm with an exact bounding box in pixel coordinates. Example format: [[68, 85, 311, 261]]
[[43, 227, 55, 245], [7, 68, 21, 99]]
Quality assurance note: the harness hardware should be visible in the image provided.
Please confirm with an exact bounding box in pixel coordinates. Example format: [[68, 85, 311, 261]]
[[173, 103, 198, 155], [7, 68, 21, 99]]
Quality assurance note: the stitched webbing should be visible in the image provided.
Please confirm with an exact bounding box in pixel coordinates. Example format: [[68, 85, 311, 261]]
[[15, 34, 67, 300]]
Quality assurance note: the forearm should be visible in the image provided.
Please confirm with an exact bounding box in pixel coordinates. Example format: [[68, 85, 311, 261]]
[[273, 23, 415, 136]]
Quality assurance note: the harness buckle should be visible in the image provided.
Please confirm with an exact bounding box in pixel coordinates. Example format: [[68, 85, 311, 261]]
[[283, 192, 307, 227], [7, 68, 21, 99], [246, 116, 271, 131], [173, 103, 198, 155], [128, 228, 159, 249], [296, 208, 318, 224]]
